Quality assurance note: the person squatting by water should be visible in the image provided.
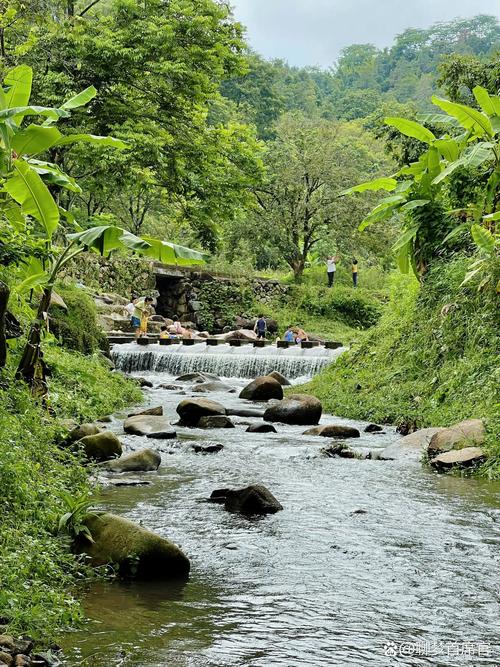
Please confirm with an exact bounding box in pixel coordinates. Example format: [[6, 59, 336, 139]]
[[326, 255, 338, 287], [352, 258, 358, 287], [254, 315, 267, 339]]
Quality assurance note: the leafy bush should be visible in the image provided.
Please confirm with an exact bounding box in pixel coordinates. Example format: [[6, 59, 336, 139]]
[[300, 259, 500, 477], [49, 284, 107, 355]]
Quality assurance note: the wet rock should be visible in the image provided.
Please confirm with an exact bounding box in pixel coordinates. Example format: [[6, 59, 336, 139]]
[[127, 405, 163, 417], [379, 427, 445, 462], [0, 653, 12, 667], [321, 443, 357, 458], [157, 384, 183, 391], [191, 381, 235, 393], [13, 640, 33, 656], [100, 449, 161, 472], [97, 415, 113, 423], [303, 424, 360, 438], [427, 419, 485, 458], [0, 640, 14, 655], [124, 415, 175, 437], [175, 372, 220, 383], [136, 378, 153, 388], [226, 407, 265, 418], [197, 415, 235, 429], [67, 423, 101, 443], [176, 398, 226, 427], [14, 655, 30, 666], [81, 513, 190, 579], [267, 370, 291, 386], [110, 479, 152, 487], [146, 430, 177, 440], [364, 423, 383, 433], [430, 447, 486, 471], [78, 432, 122, 462], [210, 484, 283, 515], [264, 394, 322, 425], [192, 443, 224, 454], [246, 423, 277, 433], [239, 376, 284, 401]]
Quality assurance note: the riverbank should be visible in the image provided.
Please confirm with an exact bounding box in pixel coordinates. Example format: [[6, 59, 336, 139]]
[[299, 258, 500, 478], [0, 348, 142, 643]]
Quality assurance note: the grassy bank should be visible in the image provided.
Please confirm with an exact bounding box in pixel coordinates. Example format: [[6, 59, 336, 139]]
[[299, 258, 499, 478], [0, 341, 141, 641]]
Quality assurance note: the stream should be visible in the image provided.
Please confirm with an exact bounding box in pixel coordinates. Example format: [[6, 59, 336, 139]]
[[62, 346, 500, 667]]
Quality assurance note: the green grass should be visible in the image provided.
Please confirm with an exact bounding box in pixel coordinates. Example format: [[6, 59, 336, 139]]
[[299, 259, 500, 478], [0, 342, 142, 641]]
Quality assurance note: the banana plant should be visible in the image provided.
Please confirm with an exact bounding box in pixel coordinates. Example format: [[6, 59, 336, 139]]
[[0, 65, 206, 388], [342, 86, 500, 279], [461, 214, 500, 292]]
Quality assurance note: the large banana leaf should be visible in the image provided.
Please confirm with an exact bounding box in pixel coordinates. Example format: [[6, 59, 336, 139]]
[[67, 225, 131, 256], [12, 125, 62, 155], [471, 224, 495, 255], [0, 106, 70, 121], [432, 96, 493, 138], [28, 159, 82, 193], [62, 86, 97, 110], [472, 86, 500, 119], [4, 65, 32, 110], [341, 177, 397, 196], [358, 195, 405, 231], [5, 160, 59, 237], [385, 117, 436, 144], [140, 237, 208, 265]]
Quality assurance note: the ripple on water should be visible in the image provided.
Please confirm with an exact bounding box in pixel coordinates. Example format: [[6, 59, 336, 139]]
[[62, 374, 500, 667]]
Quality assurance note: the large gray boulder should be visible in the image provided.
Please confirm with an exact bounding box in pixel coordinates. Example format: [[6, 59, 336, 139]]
[[239, 376, 284, 401], [175, 372, 220, 383], [268, 370, 291, 386], [176, 398, 226, 426], [101, 449, 161, 472], [192, 381, 235, 393], [430, 447, 486, 471], [82, 513, 190, 579], [210, 484, 283, 514], [246, 423, 277, 433], [79, 432, 122, 462], [427, 419, 485, 458], [379, 427, 444, 462], [264, 394, 322, 425], [124, 415, 176, 437], [303, 424, 360, 438]]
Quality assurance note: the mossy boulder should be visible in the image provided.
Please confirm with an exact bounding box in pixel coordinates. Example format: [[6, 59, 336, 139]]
[[427, 419, 485, 458], [67, 423, 102, 443], [78, 432, 122, 462], [239, 376, 284, 401], [100, 449, 161, 472], [82, 513, 190, 579]]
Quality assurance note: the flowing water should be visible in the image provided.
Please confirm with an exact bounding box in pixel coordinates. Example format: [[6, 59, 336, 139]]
[[62, 347, 500, 667]]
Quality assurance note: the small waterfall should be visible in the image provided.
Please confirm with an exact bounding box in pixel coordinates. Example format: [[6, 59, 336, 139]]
[[111, 343, 345, 379]]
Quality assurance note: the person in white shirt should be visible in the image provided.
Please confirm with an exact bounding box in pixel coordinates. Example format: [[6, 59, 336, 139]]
[[326, 256, 337, 287]]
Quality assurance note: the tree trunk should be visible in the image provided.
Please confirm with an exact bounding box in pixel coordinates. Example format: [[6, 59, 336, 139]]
[[291, 259, 305, 282], [16, 287, 52, 396], [0, 281, 9, 369]]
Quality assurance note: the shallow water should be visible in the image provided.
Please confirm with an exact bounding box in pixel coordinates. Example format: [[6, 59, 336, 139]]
[[62, 371, 500, 667]]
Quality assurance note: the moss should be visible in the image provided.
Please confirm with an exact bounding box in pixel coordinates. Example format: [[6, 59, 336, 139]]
[[50, 283, 107, 354], [299, 258, 499, 478]]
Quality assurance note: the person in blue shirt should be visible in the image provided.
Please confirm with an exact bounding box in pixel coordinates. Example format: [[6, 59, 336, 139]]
[[254, 315, 267, 339], [284, 325, 295, 343]]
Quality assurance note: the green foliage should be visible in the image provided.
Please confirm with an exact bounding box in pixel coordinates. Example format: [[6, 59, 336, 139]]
[[196, 280, 254, 331], [57, 490, 97, 545], [300, 262, 500, 477], [0, 350, 140, 640], [49, 284, 107, 354]]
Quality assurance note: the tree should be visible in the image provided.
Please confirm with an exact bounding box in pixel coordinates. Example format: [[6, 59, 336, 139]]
[[252, 113, 393, 280]]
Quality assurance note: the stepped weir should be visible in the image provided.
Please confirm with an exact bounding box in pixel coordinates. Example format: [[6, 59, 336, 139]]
[[111, 342, 345, 379]]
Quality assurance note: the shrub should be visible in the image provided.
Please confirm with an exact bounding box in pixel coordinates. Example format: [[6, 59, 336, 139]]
[[49, 284, 107, 354]]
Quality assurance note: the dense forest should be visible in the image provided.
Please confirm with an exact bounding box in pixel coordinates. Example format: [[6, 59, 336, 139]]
[[0, 0, 499, 657]]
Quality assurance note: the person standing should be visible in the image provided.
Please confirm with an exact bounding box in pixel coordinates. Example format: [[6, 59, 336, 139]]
[[133, 296, 154, 338], [352, 259, 358, 287], [326, 255, 337, 287], [254, 315, 267, 339]]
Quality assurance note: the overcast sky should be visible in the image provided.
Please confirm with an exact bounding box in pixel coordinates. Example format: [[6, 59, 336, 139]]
[[230, 0, 500, 67]]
